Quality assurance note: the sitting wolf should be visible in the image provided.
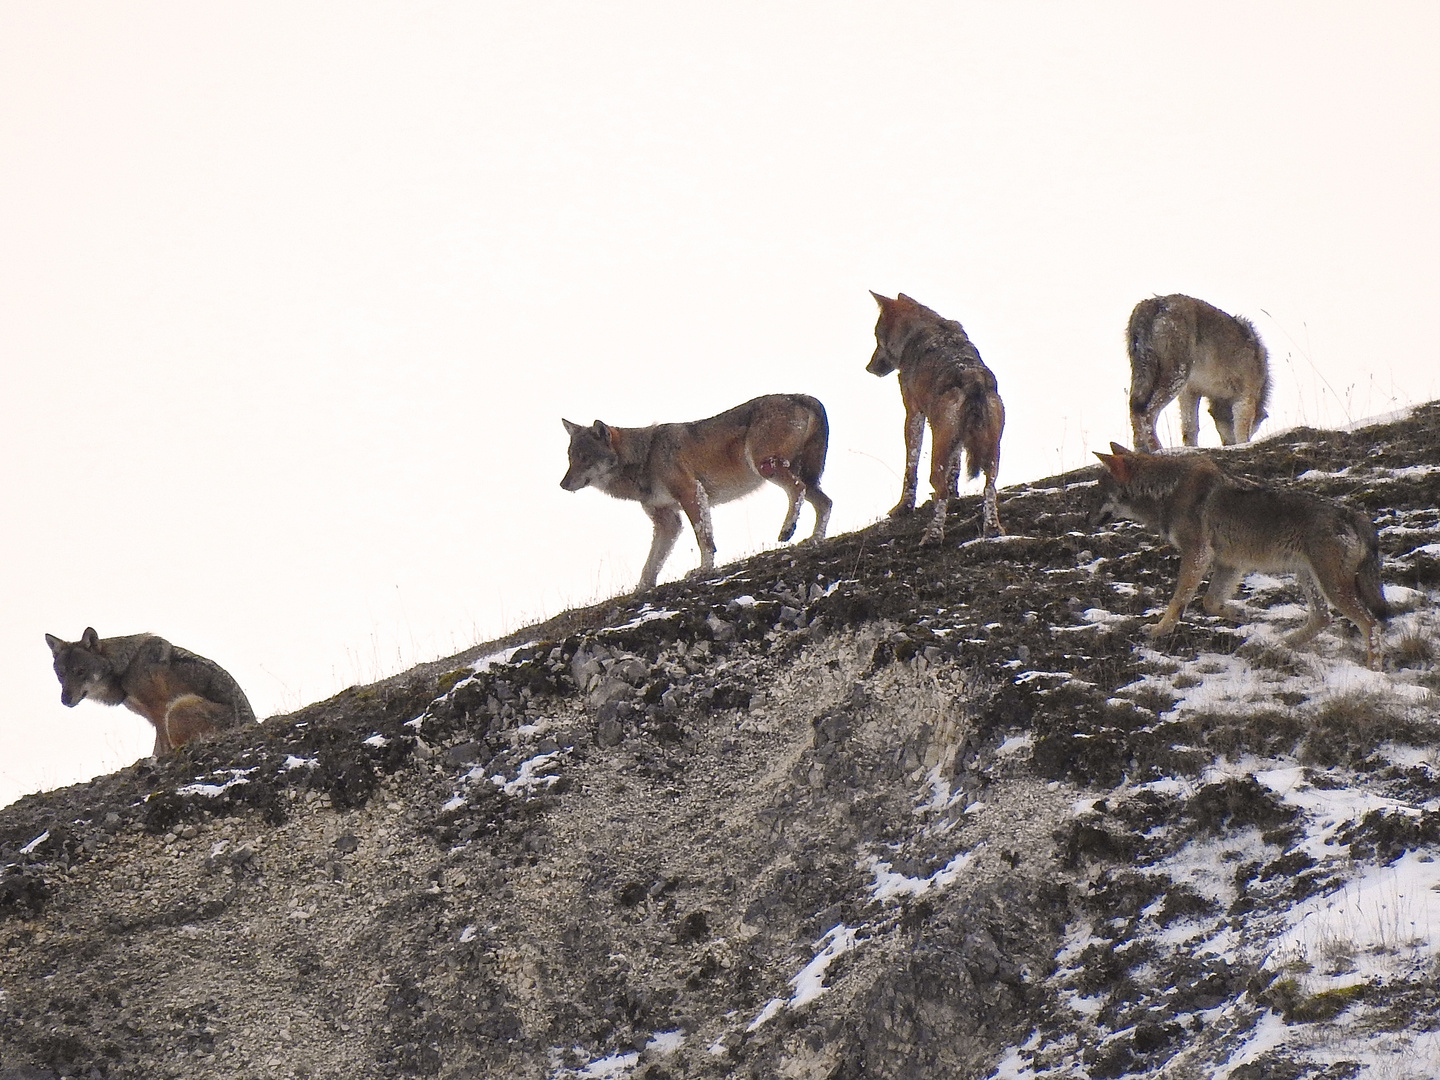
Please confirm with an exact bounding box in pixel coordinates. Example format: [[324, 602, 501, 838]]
[[561, 393, 832, 591], [1127, 293, 1271, 452], [1089, 443, 1391, 668], [44, 628, 256, 755]]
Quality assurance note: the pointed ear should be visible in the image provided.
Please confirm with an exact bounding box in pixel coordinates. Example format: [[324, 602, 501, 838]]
[[591, 421, 611, 441], [869, 290, 891, 309], [1095, 452, 1133, 484], [562, 418, 582, 436], [1110, 441, 1131, 455], [45, 633, 64, 656], [80, 627, 100, 649]]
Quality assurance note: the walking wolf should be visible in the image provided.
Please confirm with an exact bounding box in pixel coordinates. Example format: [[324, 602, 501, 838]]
[[1128, 294, 1270, 452], [1090, 444, 1391, 668], [561, 394, 832, 591]]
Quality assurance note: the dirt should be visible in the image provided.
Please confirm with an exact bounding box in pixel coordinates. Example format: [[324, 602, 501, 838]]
[[4, 404, 1440, 1079]]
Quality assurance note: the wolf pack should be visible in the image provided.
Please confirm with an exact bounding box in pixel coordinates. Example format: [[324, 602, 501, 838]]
[[47, 291, 1397, 759]]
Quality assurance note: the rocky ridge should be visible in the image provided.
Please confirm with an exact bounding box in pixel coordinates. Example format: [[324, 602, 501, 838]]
[[3, 405, 1440, 1079]]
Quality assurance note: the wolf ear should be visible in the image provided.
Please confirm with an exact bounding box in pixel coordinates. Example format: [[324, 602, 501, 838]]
[[1094, 452, 1132, 484], [591, 421, 611, 441], [80, 627, 101, 650], [869, 290, 892, 309], [44, 633, 64, 657], [1109, 441, 1132, 455], [562, 418, 582, 437]]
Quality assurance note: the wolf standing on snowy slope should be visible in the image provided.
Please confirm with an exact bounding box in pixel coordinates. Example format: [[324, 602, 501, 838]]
[[1089, 444, 1391, 669], [561, 394, 832, 592], [44, 628, 256, 755], [867, 292, 1004, 543], [1127, 293, 1271, 452]]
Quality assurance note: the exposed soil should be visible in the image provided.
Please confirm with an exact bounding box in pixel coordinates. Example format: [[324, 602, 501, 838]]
[[4, 405, 1440, 1079]]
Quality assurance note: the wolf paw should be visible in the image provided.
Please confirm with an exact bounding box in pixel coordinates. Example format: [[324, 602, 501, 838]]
[[1142, 621, 1175, 640], [777, 524, 797, 543], [888, 503, 915, 519]]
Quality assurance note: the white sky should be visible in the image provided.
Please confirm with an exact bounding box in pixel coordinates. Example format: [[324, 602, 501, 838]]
[[2, 3, 1437, 807]]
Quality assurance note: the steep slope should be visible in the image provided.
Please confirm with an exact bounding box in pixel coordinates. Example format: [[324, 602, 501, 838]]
[[3, 405, 1440, 1080]]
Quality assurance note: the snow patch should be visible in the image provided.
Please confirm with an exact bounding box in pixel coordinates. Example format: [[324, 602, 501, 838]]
[[866, 847, 980, 902], [747, 924, 860, 1031]]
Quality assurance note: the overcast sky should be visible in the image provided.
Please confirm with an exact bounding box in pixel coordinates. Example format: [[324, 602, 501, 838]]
[[2, 2, 1437, 807]]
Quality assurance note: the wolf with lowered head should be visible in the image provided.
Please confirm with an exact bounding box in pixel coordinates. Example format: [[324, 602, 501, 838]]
[[44, 628, 256, 755], [1090, 444, 1391, 668], [561, 394, 832, 591], [1128, 293, 1271, 453], [866, 292, 1005, 543]]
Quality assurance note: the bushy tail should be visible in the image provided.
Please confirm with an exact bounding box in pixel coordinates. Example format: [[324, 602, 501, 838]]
[[1233, 313, 1272, 424], [1356, 535, 1393, 622], [1126, 296, 1167, 412], [960, 372, 1004, 481], [795, 395, 830, 486]]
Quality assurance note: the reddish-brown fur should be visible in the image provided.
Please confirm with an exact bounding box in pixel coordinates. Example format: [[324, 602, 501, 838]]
[[867, 292, 1005, 543], [561, 394, 832, 590], [45, 628, 255, 756]]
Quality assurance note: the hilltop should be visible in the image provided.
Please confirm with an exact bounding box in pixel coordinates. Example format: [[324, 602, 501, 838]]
[[3, 405, 1440, 1080]]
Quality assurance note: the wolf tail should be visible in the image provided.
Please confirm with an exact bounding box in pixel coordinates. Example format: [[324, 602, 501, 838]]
[[794, 395, 830, 486], [960, 371, 1004, 481], [1355, 531, 1393, 622], [1126, 296, 1167, 412], [1233, 313, 1273, 423]]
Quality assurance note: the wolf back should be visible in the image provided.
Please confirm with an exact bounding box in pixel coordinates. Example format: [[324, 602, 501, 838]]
[[44, 629, 255, 755]]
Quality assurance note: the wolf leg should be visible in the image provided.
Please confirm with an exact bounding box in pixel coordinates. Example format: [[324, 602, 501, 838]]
[[1283, 570, 1333, 648], [1131, 406, 1162, 454], [1178, 389, 1202, 446], [678, 481, 718, 573], [920, 423, 960, 546], [890, 410, 925, 517], [806, 484, 833, 541], [639, 506, 684, 590], [981, 472, 1004, 537], [759, 457, 807, 542], [1201, 563, 1246, 619], [1147, 546, 1213, 638]]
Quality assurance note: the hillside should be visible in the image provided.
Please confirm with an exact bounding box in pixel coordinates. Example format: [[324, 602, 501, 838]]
[[4, 406, 1440, 1080]]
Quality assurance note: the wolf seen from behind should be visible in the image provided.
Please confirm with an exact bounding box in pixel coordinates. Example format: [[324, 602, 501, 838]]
[[1128, 293, 1271, 452], [1090, 444, 1391, 669], [44, 628, 256, 755], [867, 291, 1005, 543], [561, 394, 832, 591]]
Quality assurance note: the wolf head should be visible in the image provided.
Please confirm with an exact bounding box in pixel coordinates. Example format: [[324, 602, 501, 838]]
[[866, 292, 936, 377], [1088, 443, 1158, 529], [560, 419, 619, 492], [1089, 442, 1209, 530], [44, 628, 123, 708]]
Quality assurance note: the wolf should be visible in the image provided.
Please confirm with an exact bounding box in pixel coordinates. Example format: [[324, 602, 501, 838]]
[[44, 628, 256, 755], [866, 291, 1005, 543], [560, 393, 833, 591], [1127, 294, 1271, 452], [1089, 444, 1391, 668]]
